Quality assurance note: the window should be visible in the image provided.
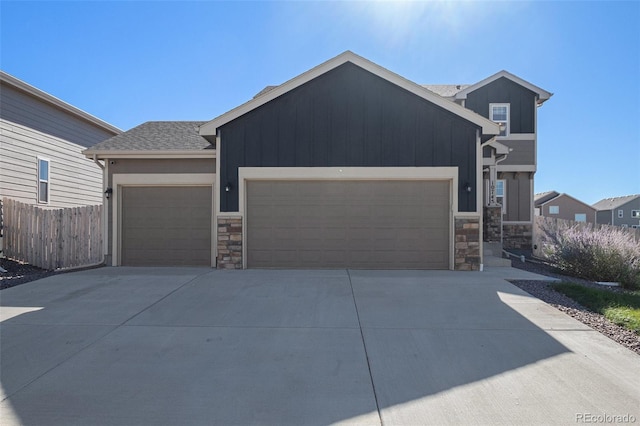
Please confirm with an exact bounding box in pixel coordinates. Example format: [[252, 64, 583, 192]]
[[575, 213, 587, 222], [618, 209, 624, 218], [632, 210, 640, 218], [549, 205, 559, 214], [632, 225, 640, 229], [495, 179, 506, 214], [621, 224, 629, 228], [490, 103, 510, 137], [38, 158, 50, 203]]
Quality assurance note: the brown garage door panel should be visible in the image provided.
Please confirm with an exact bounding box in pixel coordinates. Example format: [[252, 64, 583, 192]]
[[247, 180, 450, 269], [121, 186, 212, 266]]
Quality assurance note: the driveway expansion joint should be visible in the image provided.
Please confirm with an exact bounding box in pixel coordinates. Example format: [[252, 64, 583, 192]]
[[347, 269, 383, 426]]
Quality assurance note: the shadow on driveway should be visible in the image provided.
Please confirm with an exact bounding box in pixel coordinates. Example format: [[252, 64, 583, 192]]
[[1, 268, 638, 425]]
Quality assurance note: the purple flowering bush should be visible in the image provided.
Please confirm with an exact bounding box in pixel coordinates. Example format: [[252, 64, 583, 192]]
[[539, 219, 640, 290]]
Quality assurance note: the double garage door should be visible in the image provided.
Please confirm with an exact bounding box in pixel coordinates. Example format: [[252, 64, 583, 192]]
[[246, 180, 450, 269], [121, 186, 212, 266]]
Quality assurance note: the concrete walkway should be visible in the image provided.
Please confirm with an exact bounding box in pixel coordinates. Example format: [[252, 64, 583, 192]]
[[1, 267, 638, 425]]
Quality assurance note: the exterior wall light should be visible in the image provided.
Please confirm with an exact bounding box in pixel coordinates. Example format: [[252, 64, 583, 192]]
[[464, 183, 472, 193], [225, 183, 233, 192], [104, 187, 113, 200]]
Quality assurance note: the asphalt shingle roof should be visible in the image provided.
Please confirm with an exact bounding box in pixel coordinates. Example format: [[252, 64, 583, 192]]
[[85, 121, 211, 152], [422, 84, 470, 98], [592, 194, 640, 211]]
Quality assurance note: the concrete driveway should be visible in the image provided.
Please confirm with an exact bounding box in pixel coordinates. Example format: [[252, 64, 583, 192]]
[[1, 267, 638, 425]]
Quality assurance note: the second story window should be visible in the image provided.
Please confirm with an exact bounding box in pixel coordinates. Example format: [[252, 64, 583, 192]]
[[490, 103, 510, 137]]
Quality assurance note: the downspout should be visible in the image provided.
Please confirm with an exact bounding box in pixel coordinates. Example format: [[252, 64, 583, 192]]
[[93, 155, 108, 265], [92, 154, 105, 171]]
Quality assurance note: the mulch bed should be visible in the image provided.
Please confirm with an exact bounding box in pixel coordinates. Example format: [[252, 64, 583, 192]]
[[0, 258, 60, 290]]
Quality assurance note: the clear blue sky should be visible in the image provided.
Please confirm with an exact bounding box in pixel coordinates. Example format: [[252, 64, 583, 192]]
[[1, 1, 638, 204]]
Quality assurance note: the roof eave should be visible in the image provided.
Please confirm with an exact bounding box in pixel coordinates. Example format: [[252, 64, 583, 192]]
[[454, 70, 553, 105], [82, 149, 216, 159], [199, 51, 500, 137], [0, 70, 122, 135]]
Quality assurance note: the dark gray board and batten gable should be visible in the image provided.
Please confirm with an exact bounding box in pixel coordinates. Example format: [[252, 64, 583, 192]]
[[219, 62, 482, 212], [464, 77, 536, 134]]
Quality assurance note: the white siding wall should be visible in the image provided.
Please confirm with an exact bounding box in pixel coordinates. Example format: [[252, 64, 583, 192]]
[[1, 119, 103, 208]]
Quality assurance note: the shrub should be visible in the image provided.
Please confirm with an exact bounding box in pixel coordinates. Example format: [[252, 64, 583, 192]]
[[538, 218, 640, 289]]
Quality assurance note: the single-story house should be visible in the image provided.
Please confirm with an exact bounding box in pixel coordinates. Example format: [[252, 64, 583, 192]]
[[84, 51, 551, 270]]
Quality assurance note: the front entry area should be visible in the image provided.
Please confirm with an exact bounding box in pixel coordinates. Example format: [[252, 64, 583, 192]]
[[245, 180, 450, 269]]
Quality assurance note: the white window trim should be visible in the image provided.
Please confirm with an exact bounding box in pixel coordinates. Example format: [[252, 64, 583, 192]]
[[489, 103, 510, 137], [37, 157, 50, 204], [618, 209, 624, 218], [549, 205, 560, 215]]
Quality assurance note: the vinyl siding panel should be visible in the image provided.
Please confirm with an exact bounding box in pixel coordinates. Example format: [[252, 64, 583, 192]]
[[1, 119, 103, 208], [220, 62, 480, 212], [0, 83, 116, 148]]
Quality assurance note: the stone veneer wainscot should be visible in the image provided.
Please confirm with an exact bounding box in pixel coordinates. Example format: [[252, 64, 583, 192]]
[[454, 217, 481, 271], [217, 217, 243, 269], [503, 223, 533, 250]]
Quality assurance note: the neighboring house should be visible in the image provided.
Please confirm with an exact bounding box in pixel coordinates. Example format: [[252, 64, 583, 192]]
[[593, 195, 640, 228], [0, 71, 121, 208], [534, 191, 597, 223], [83, 51, 551, 270], [0, 71, 121, 257]]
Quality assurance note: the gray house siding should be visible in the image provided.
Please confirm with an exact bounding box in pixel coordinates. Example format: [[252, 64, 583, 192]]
[[219, 62, 481, 213], [464, 77, 536, 134], [0, 83, 116, 148], [0, 77, 119, 208], [498, 139, 535, 166], [0, 119, 104, 207]]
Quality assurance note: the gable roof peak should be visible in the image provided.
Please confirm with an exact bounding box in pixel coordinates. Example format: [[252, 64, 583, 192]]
[[454, 70, 553, 105], [200, 51, 499, 137]]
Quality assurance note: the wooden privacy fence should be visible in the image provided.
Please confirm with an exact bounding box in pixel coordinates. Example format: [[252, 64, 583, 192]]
[[2, 198, 103, 270], [533, 216, 640, 258]]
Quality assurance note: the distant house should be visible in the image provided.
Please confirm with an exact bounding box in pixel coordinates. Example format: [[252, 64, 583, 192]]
[[534, 191, 596, 223], [593, 195, 640, 228], [0, 71, 121, 209]]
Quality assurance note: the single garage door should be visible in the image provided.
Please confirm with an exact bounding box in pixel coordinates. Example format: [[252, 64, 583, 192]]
[[121, 186, 212, 266], [246, 180, 450, 269]]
